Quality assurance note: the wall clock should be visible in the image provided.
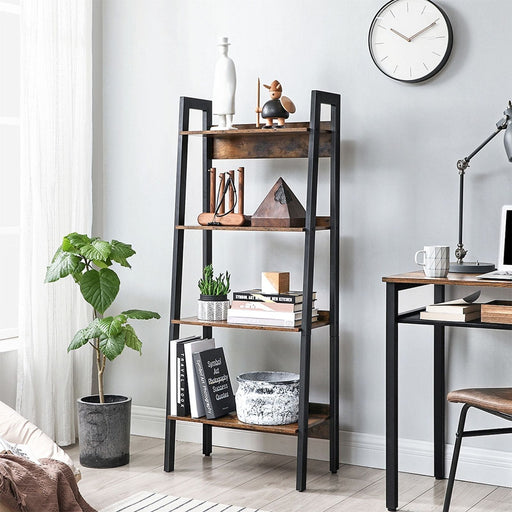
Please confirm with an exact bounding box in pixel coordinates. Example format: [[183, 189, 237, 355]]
[[368, 0, 453, 83]]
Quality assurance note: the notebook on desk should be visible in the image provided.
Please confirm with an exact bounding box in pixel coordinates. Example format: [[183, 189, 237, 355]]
[[478, 205, 512, 280]]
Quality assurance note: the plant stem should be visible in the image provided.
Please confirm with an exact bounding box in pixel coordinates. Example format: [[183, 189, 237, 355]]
[[92, 305, 106, 404], [95, 338, 106, 403]]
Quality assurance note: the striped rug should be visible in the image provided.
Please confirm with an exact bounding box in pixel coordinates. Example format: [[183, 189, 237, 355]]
[[101, 491, 270, 512]]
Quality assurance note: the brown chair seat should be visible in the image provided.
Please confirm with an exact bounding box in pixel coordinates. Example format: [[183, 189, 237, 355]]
[[448, 387, 512, 416]]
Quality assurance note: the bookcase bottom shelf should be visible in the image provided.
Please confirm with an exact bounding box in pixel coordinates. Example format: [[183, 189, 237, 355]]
[[168, 403, 330, 438]]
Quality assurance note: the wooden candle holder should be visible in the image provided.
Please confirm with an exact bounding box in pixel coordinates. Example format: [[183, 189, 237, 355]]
[[198, 167, 247, 226]]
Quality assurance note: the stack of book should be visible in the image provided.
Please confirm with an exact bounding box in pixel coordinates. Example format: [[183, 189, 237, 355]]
[[227, 289, 318, 327], [420, 297, 482, 322], [169, 336, 235, 419]]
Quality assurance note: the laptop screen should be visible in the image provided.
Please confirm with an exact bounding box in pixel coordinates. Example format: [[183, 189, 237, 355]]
[[498, 205, 512, 270], [504, 209, 512, 266]]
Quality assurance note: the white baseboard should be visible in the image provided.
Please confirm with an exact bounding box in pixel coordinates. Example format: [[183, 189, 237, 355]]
[[131, 405, 512, 487]]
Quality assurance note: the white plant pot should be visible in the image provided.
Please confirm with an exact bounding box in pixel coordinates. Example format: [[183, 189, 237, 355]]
[[197, 295, 229, 321]]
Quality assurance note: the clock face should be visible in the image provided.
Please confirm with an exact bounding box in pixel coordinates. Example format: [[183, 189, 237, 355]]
[[368, 0, 453, 83]]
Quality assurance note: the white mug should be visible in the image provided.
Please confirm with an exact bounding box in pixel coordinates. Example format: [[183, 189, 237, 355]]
[[415, 246, 450, 278]]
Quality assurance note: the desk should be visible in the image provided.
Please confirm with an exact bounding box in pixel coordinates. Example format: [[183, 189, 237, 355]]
[[382, 271, 512, 511]]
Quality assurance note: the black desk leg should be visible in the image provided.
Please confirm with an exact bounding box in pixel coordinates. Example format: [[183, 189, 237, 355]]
[[433, 284, 446, 479], [164, 418, 176, 472], [386, 283, 399, 511]]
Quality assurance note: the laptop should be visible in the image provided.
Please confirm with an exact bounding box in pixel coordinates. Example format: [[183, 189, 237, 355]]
[[477, 205, 512, 280]]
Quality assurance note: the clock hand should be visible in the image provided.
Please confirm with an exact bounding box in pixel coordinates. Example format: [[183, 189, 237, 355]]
[[409, 18, 439, 41], [390, 27, 410, 42]]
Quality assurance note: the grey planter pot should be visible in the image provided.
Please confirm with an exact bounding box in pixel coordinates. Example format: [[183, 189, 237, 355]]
[[235, 371, 300, 425], [77, 394, 131, 468]]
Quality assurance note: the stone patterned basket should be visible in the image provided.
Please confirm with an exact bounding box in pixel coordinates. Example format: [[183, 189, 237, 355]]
[[235, 371, 300, 425]]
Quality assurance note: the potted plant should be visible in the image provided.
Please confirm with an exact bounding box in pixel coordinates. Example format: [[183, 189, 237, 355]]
[[45, 232, 160, 468], [197, 264, 230, 321]]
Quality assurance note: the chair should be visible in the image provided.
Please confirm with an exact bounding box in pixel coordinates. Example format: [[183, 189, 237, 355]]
[[443, 387, 512, 512], [0, 400, 80, 512]]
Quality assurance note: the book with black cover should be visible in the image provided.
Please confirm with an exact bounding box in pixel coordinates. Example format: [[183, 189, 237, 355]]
[[232, 289, 316, 304], [176, 338, 200, 416], [192, 347, 235, 419], [169, 335, 200, 416]]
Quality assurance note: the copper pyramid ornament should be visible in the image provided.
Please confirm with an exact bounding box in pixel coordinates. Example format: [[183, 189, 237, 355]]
[[251, 177, 306, 227]]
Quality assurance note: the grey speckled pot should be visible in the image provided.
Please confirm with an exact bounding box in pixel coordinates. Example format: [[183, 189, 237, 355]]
[[235, 371, 300, 425], [77, 395, 131, 468]]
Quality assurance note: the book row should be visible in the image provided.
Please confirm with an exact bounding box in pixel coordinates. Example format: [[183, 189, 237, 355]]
[[226, 289, 318, 327], [170, 336, 236, 420], [419, 296, 512, 324]]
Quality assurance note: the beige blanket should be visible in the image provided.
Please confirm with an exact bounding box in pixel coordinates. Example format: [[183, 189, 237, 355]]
[[0, 454, 96, 512]]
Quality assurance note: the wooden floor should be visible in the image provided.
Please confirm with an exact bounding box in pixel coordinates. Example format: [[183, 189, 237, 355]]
[[65, 436, 511, 512]]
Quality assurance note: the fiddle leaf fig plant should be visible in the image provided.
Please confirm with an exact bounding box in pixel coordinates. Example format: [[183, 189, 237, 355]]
[[45, 233, 160, 403]]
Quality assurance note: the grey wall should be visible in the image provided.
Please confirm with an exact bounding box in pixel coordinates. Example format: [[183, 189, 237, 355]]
[[99, 0, 512, 463]]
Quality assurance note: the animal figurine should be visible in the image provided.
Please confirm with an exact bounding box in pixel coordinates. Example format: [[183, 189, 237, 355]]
[[256, 79, 296, 128]]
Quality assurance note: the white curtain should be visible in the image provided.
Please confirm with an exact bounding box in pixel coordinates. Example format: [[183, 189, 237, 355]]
[[17, 0, 93, 446]]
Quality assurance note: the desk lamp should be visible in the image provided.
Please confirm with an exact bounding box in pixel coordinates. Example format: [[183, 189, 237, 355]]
[[450, 101, 512, 273]]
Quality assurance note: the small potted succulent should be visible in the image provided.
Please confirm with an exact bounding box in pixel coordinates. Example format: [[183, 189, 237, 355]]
[[197, 264, 230, 321]]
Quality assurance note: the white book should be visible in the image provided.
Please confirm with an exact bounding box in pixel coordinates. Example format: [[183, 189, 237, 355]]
[[184, 337, 216, 418], [226, 315, 319, 327], [169, 335, 200, 416], [227, 308, 318, 322]]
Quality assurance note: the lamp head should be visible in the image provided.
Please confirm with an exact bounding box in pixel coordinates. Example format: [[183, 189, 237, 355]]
[[501, 101, 512, 162]]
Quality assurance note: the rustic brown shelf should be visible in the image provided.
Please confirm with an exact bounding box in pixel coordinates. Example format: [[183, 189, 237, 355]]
[[180, 121, 332, 136], [383, 270, 512, 289], [176, 216, 330, 231], [180, 121, 334, 159], [167, 403, 330, 438], [172, 310, 330, 332]]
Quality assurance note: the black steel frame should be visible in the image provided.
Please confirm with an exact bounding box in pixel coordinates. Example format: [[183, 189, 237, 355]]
[[163, 91, 340, 491], [385, 281, 512, 511], [443, 404, 512, 512]]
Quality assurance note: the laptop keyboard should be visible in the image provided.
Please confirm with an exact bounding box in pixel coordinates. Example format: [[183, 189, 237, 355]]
[[477, 270, 512, 279]]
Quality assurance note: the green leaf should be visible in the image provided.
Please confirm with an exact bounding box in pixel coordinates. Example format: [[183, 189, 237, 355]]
[[45, 249, 83, 283], [110, 240, 136, 268], [68, 329, 90, 352], [121, 309, 161, 320], [124, 324, 142, 354], [79, 239, 112, 262], [64, 233, 92, 250], [68, 319, 102, 351], [99, 330, 126, 360], [97, 316, 124, 338], [93, 259, 109, 269], [79, 268, 120, 314]]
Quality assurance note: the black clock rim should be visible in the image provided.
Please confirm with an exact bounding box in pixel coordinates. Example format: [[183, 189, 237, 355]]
[[368, 0, 453, 84]]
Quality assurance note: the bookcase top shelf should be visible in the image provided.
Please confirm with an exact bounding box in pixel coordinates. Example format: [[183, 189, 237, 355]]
[[180, 121, 332, 136], [180, 121, 335, 159], [172, 310, 330, 332]]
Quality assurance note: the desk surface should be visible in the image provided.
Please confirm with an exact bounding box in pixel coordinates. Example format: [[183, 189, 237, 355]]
[[383, 271, 512, 289]]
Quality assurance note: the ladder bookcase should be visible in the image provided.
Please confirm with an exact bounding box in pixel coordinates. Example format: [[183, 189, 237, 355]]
[[164, 90, 341, 491]]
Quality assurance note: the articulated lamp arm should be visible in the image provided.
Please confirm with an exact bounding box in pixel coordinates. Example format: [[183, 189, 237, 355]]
[[454, 101, 512, 267]]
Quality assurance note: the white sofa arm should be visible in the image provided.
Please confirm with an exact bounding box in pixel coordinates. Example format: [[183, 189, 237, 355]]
[[0, 401, 80, 478]]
